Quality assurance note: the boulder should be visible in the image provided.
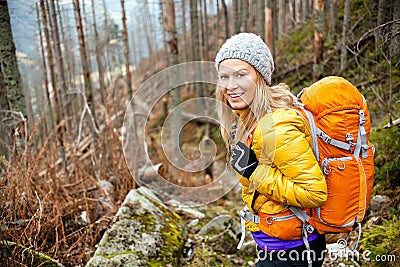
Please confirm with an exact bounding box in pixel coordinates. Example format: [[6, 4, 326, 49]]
[[86, 187, 186, 267], [369, 194, 391, 216]]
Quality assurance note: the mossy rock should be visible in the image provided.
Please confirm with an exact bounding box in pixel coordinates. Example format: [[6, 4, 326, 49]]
[[0, 241, 64, 267], [86, 187, 186, 267]]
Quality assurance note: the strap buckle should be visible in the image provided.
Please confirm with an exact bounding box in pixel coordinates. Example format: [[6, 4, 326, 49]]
[[304, 224, 314, 233], [239, 209, 260, 224]]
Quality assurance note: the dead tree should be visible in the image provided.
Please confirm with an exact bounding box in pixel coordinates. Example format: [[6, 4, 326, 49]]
[[121, 0, 132, 97], [313, 0, 325, 82]]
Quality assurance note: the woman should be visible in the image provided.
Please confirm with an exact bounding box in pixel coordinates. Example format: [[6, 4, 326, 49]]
[[215, 32, 328, 267]]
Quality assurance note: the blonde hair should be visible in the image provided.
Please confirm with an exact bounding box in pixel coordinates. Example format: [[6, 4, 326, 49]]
[[216, 71, 297, 151]]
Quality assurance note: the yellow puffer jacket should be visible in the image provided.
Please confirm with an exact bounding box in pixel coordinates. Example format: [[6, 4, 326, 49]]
[[235, 109, 327, 233]]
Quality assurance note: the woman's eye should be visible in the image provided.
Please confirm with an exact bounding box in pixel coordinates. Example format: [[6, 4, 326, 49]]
[[219, 75, 228, 80], [236, 73, 245, 78]]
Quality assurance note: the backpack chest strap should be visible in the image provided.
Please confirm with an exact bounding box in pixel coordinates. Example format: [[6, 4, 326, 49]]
[[316, 128, 354, 152]]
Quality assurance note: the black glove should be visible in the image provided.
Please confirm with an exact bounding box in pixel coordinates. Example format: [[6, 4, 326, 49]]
[[231, 141, 259, 178]]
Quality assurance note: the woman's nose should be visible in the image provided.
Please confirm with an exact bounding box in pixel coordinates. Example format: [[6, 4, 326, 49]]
[[226, 77, 237, 90]]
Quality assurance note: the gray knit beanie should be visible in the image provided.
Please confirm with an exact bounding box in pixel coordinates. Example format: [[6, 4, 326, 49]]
[[215, 33, 274, 85]]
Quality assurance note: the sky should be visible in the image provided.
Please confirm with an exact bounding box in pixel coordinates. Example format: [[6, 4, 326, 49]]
[[8, 0, 151, 60]]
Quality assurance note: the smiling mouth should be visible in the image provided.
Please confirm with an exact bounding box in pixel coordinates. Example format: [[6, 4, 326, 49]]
[[228, 93, 244, 99]]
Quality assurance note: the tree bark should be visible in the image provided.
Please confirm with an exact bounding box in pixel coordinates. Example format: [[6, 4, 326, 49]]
[[164, 0, 182, 155], [48, 0, 70, 134], [189, 0, 200, 62], [266, 0, 277, 61], [41, 0, 62, 132], [392, 0, 400, 60], [232, 0, 241, 34], [121, 0, 132, 97], [340, 0, 350, 71], [278, 0, 286, 36], [329, 0, 338, 40], [35, 2, 52, 133], [257, 0, 265, 39], [181, 0, 188, 61], [73, 0, 96, 122], [0, 66, 9, 111], [295, 0, 302, 23], [221, 0, 229, 39], [102, 0, 112, 85], [91, 0, 106, 105], [0, 65, 10, 161], [0, 0, 26, 116], [143, 0, 155, 67], [313, 0, 325, 82], [165, 0, 179, 64], [201, 0, 209, 61], [242, 0, 249, 32]]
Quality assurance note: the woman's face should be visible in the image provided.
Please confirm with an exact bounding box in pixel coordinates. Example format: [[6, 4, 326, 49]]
[[218, 59, 258, 110]]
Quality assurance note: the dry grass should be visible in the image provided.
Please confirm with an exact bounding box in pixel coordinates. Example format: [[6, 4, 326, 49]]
[[0, 88, 134, 266]]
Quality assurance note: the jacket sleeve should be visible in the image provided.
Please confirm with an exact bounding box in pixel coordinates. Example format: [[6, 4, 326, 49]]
[[249, 110, 327, 208]]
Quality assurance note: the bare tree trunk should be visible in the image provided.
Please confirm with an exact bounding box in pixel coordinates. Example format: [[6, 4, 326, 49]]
[[73, 0, 96, 123], [165, 0, 182, 157], [0, 67, 8, 111], [49, 0, 70, 136], [301, 0, 307, 21], [0, 65, 10, 162], [340, 0, 350, 71], [0, 0, 27, 163], [181, 0, 189, 61], [221, 0, 229, 39], [41, 0, 62, 134], [242, 0, 249, 32], [392, 0, 400, 59], [62, 7, 77, 90], [91, 0, 106, 105], [295, 0, 301, 23], [278, 0, 286, 36], [36, 2, 52, 133], [121, 0, 132, 97], [102, 0, 112, 85], [288, 0, 294, 29], [21, 69, 34, 132], [376, 0, 390, 68], [190, 0, 200, 62], [201, 0, 209, 61], [233, 0, 241, 33], [329, 0, 338, 41], [313, 0, 325, 82], [266, 0, 277, 61], [62, 6, 81, 132], [130, 28, 138, 67], [81, 0, 91, 66], [143, 0, 155, 68], [265, 0, 274, 51], [159, 0, 167, 52], [0, 1, 26, 116], [257, 0, 265, 39], [216, 0, 221, 47], [164, 0, 179, 62]]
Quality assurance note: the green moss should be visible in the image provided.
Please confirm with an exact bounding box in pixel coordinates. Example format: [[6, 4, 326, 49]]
[[134, 190, 185, 266], [102, 250, 144, 259], [146, 258, 168, 267], [158, 215, 185, 266]]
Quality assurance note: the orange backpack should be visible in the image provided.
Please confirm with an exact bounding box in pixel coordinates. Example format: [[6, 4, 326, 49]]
[[294, 76, 375, 236]]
